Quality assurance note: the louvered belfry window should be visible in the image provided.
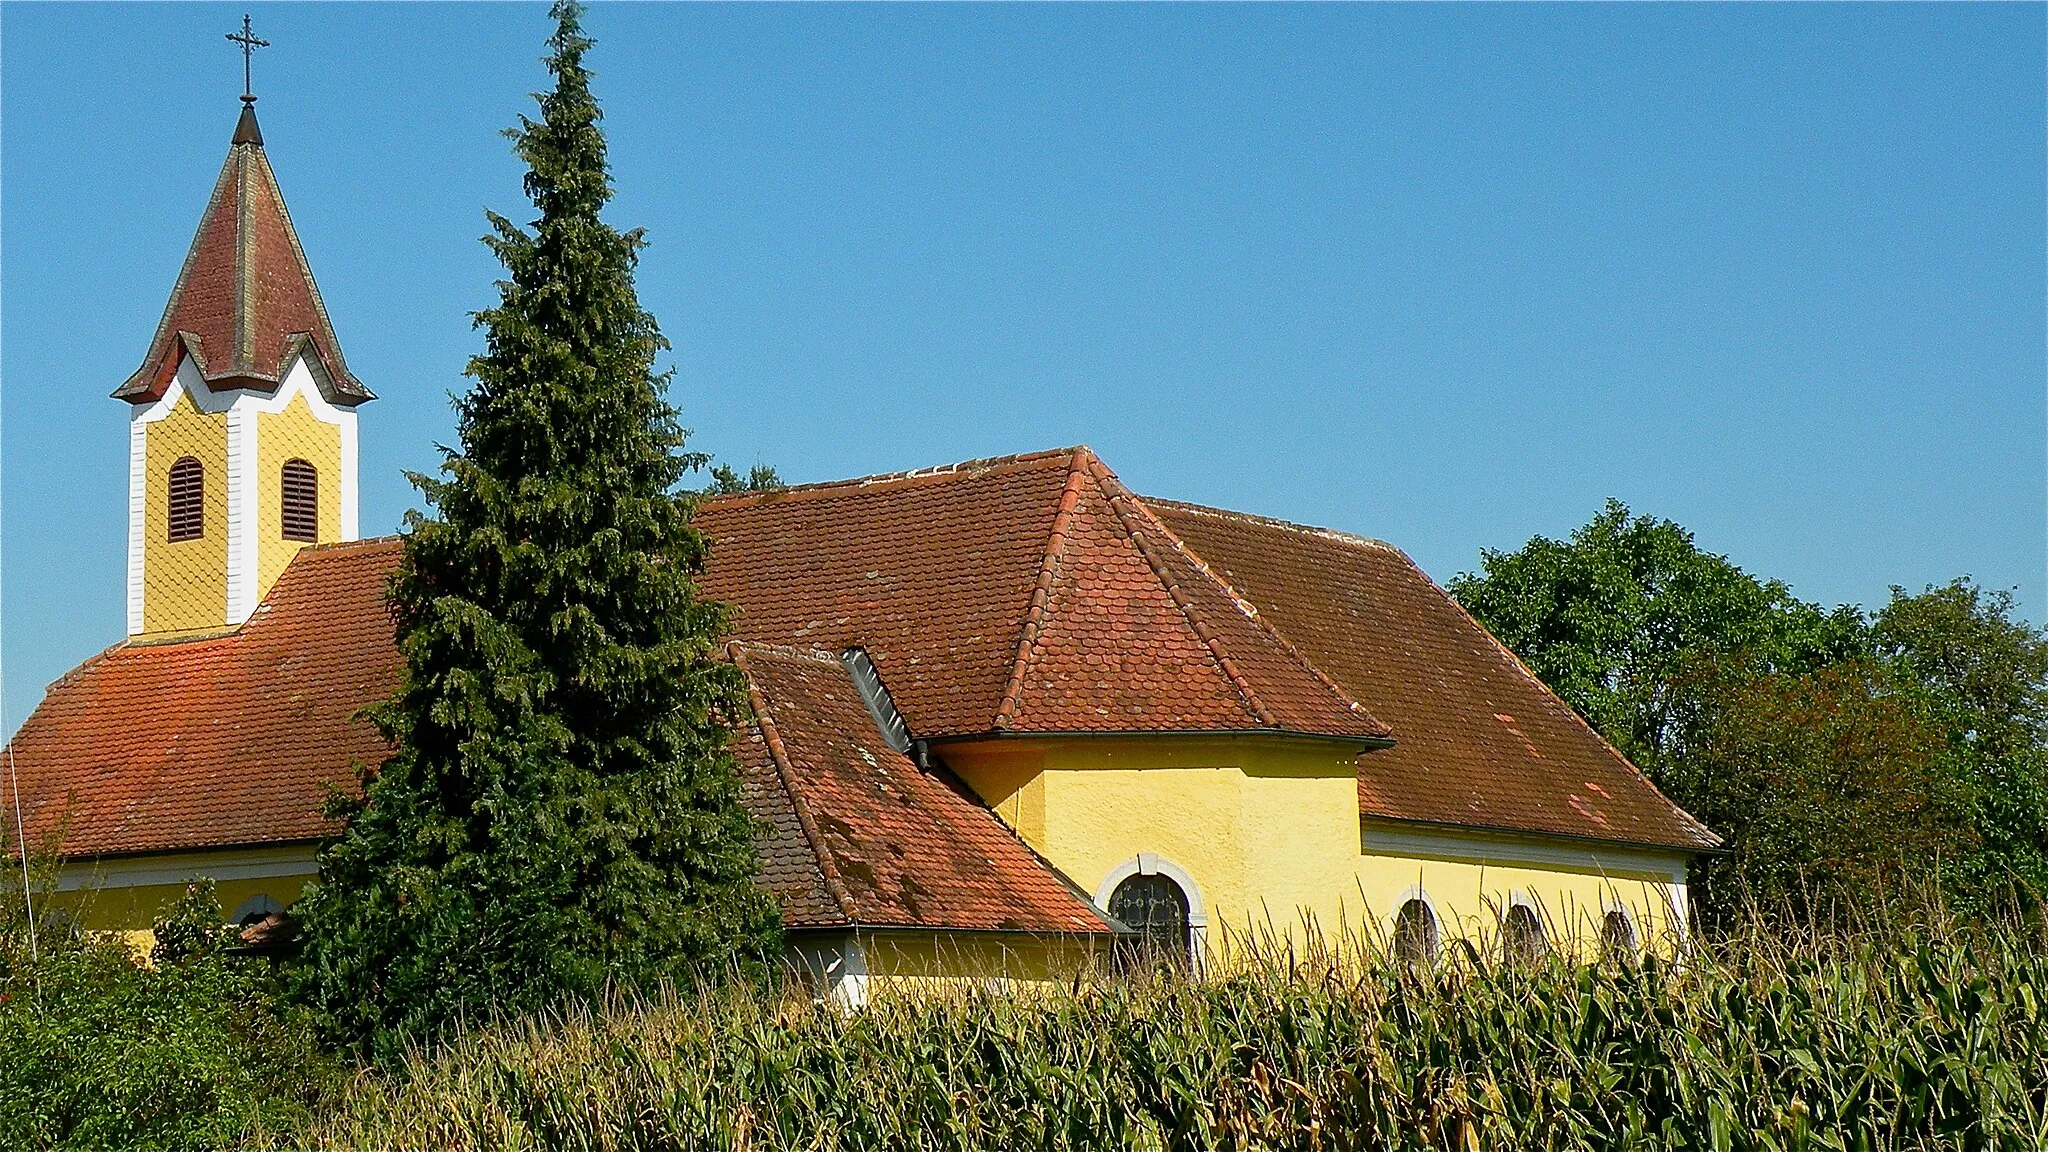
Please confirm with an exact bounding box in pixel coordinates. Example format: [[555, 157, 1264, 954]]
[[167, 457, 205, 542], [280, 459, 319, 542]]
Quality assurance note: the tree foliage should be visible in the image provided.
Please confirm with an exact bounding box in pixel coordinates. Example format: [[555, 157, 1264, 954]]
[[1453, 502, 2048, 924], [290, 1, 779, 1059], [1872, 581, 2048, 896], [1448, 500, 1864, 771], [704, 462, 783, 496]]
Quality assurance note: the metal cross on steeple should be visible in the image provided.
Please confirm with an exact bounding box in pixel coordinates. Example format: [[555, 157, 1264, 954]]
[[226, 14, 269, 105]]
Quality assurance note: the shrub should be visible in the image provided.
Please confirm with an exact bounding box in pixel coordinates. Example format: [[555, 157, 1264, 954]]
[[0, 882, 340, 1151]]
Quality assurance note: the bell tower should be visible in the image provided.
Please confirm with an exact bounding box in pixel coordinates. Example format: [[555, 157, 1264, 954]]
[[116, 87, 374, 637]]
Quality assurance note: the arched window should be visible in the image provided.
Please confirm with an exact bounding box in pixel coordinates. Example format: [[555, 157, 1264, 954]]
[[167, 457, 205, 541], [1601, 909, 1638, 965], [1393, 898, 1438, 967], [1501, 903, 1546, 965], [280, 459, 318, 542], [230, 893, 284, 928], [1109, 872, 1191, 968]]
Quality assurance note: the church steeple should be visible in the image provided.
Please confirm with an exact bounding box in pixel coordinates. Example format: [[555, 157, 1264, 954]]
[[117, 84, 371, 638], [114, 104, 370, 406]]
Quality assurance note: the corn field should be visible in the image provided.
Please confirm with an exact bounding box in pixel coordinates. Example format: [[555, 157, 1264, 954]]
[[282, 909, 2048, 1152]]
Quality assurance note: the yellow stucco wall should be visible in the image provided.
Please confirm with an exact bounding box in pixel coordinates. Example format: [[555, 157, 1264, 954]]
[[1351, 828, 1684, 962], [945, 736, 1690, 964], [860, 931, 1100, 985], [141, 391, 229, 634], [255, 392, 343, 596], [46, 871, 315, 935]]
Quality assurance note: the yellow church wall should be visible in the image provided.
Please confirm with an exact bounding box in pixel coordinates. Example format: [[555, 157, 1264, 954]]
[[943, 735, 1692, 964], [859, 930, 1100, 988], [34, 843, 321, 959], [256, 392, 343, 596], [46, 872, 314, 936], [141, 390, 230, 634], [1350, 821, 1686, 962], [948, 736, 1369, 945]]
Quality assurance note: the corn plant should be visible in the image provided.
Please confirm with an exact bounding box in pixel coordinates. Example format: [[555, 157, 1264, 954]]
[[279, 903, 2048, 1152]]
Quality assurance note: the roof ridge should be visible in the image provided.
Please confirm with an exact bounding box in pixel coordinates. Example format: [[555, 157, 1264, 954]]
[[1142, 497, 1403, 555], [234, 145, 255, 373], [118, 144, 241, 399], [1391, 548, 1720, 847], [32, 641, 129, 696], [729, 642, 862, 923], [294, 534, 403, 554], [702, 446, 1087, 508], [1080, 453, 1278, 729], [992, 450, 1091, 732], [250, 147, 368, 398], [1100, 468, 1388, 735]]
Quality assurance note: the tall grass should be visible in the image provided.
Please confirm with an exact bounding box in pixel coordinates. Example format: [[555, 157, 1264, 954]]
[[283, 903, 2048, 1152]]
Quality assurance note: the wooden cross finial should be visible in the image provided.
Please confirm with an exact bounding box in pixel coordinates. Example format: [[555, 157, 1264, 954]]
[[226, 14, 269, 105]]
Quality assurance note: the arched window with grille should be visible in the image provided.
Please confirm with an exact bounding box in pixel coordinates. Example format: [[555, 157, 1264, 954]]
[[167, 457, 205, 541], [1108, 872, 1192, 969], [1393, 897, 1438, 967], [1601, 908, 1638, 965], [280, 459, 318, 542], [1501, 902, 1546, 965]]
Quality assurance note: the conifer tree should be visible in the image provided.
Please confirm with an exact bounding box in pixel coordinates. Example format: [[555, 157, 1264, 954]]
[[291, 1, 779, 1056]]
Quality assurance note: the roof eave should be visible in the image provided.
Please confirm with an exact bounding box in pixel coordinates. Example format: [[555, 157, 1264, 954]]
[[1360, 812, 1724, 858]]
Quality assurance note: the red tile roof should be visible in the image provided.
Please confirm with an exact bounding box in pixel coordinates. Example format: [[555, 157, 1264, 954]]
[[114, 108, 370, 406], [696, 449, 1388, 742], [731, 643, 1111, 934], [7, 446, 1715, 895], [1146, 501, 1719, 851], [6, 538, 401, 859]]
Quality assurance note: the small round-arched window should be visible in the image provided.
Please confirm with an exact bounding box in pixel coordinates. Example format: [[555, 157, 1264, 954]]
[[280, 459, 318, 542], [1393, 898, 1438, 967], [1601, 909, 1638, 965], [1501, 903, 1545, 964], [1109, 872, 1191, 967], [168, 457, 205, 541], [231, 893, 285, 928]]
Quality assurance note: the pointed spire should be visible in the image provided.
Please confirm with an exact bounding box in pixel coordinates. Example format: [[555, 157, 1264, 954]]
[[115, 109, 371, 406], [233, 100, 263, 147]]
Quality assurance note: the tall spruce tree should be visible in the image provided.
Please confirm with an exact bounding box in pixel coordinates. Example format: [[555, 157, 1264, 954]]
[[291, 1, 779, 1056]]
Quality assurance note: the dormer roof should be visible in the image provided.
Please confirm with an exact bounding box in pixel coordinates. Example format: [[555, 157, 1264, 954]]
[[114, 105, 371, 407]]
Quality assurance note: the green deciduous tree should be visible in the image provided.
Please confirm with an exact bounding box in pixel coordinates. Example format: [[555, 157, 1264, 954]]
[[1455, 503, 2048, 924], [1665, 658, 1975, 924], [704, 462, 783, 495], [290, 1, 779, 1059], [1447, 500, 1864, 772], [1873, 579, 2048, 899]]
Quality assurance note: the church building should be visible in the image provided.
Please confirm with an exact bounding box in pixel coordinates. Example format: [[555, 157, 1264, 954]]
[[7, 103, 1718, 1001]]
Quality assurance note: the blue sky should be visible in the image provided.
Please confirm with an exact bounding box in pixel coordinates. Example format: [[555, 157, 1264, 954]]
[[3, 3, 2042, 737]]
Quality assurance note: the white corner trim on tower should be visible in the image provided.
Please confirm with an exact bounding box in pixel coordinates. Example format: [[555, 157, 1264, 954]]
[[338, 405, 359, 541], [125, 412, 149, 635], [224, 403, 259, 623]]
